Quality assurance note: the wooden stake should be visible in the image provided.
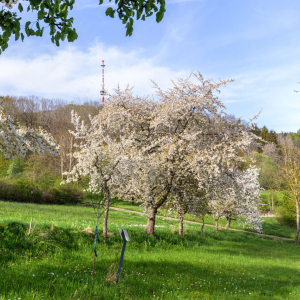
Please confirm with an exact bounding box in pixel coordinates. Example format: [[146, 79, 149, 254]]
[[28, 217, 33, 235], [92, 251, 96, 278]]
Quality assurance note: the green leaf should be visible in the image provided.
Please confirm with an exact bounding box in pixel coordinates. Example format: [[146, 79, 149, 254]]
[[18, 3, 23, 13], [25, 21, 31, 29], [105, 7, 116, 18], [55, 32, 61, 46], [156, 11, 164, 23], [3, 31, 10, 42], [99, 0, 104, 4], [38, 10, 44, 20], [125, 19, 134, 37], [67, 29, 78, 42], [36, 22, 40, 30], [15, 30, 20, 41], [50, 25, 56, 35], [25, 21, 31, 36], [137, 9, 142, 20], [21, 33, 24, 42]]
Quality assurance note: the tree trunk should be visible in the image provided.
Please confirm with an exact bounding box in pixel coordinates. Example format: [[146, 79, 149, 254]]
[[295, 197, 300, 245], [215, 219, 219, 231], [61, 155, 64, 179], [102, 188, 110, 238], [226, 216, 231, 230], [130, 197, 134, 205], [178, 213, 184, 236], [145, 180, 173, 235], [201, 218, 205, 234], [146, 207, 157, 235], [271, 192, 274, 211], [102, 200, 109, 238]]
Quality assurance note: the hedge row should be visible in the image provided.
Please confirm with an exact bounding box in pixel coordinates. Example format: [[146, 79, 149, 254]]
[[0, 178, 83, 205]]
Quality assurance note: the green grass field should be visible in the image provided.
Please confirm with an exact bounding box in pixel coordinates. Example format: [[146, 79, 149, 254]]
[[1, 201, 300, 299]]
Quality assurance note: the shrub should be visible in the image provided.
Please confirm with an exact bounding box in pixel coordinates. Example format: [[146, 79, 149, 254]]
[[6, 157, 25, 179], [276, 191, 296, 228], [0, 178, 83, 205]]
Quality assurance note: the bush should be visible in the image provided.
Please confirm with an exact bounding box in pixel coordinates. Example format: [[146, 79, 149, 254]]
[[276, 191, 296, 228], [7, 157, 25, 178], [0, 178, 83, 205]]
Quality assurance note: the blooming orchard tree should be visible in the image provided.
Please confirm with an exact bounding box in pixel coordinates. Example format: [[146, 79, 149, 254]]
[[0, 105, 60, 158], [207, 169, 240, 231], [65, 72, 261, 236], [99, 72, 261, 235], [62, 109, 128, 239], [208, 166, 263, 232], [163, 175, 206, 235], [236, 166, 263, 232]]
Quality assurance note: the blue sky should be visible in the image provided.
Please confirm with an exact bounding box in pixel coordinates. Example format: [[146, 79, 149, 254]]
[[1, 0, 300, 132]]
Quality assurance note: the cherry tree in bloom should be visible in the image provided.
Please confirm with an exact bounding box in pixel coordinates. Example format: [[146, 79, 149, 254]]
[[208, 166, 263, 232], [163, 174, 206, 235], [0, 106, 60, 158], [61, 104, 137, 276], [62, 109, 128, 239], [64, 72, 261, 236], [207, 169, 240, 231], [236, 166, 263, 233], [104, 72, 260, 235]]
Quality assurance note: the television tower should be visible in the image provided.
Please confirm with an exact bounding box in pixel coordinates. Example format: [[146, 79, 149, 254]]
[[100, 60, 105, 103]]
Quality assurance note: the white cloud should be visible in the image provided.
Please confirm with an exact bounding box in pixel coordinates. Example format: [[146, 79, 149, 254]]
[[0, 43, 189, 101]]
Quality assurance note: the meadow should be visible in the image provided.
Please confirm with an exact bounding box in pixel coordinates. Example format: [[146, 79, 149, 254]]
[[111, 200, 296, 239], [1, 201, 300, 299]]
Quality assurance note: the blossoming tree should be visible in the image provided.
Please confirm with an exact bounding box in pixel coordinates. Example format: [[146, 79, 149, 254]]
[[207, 166, 263, 232], [62, 109, 128, 239], [65, 72, 262, 237], [100, 72, 260, 235], [163, 174, 206, 235]]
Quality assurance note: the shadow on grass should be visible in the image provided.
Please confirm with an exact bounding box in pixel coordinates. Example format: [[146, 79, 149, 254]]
[[0, 251, 298, 299], [1, 221, 299, 299]]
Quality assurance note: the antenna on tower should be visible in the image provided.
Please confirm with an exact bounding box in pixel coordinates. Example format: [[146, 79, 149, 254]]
[[100, 60, 105, 103]]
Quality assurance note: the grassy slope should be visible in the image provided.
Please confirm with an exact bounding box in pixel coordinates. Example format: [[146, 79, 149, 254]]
[[0, 201, 300, 300], [111, 200, 296, 239]]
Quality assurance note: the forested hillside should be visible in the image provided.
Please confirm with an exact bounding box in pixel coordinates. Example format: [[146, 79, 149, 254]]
[[0, 95, 102, 204]]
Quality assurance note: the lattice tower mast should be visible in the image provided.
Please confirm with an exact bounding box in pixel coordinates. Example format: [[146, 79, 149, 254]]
[[100, 60, 105, 103]]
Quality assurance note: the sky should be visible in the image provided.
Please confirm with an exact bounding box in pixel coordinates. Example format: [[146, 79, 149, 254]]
[[1, 0, 300, 132]]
